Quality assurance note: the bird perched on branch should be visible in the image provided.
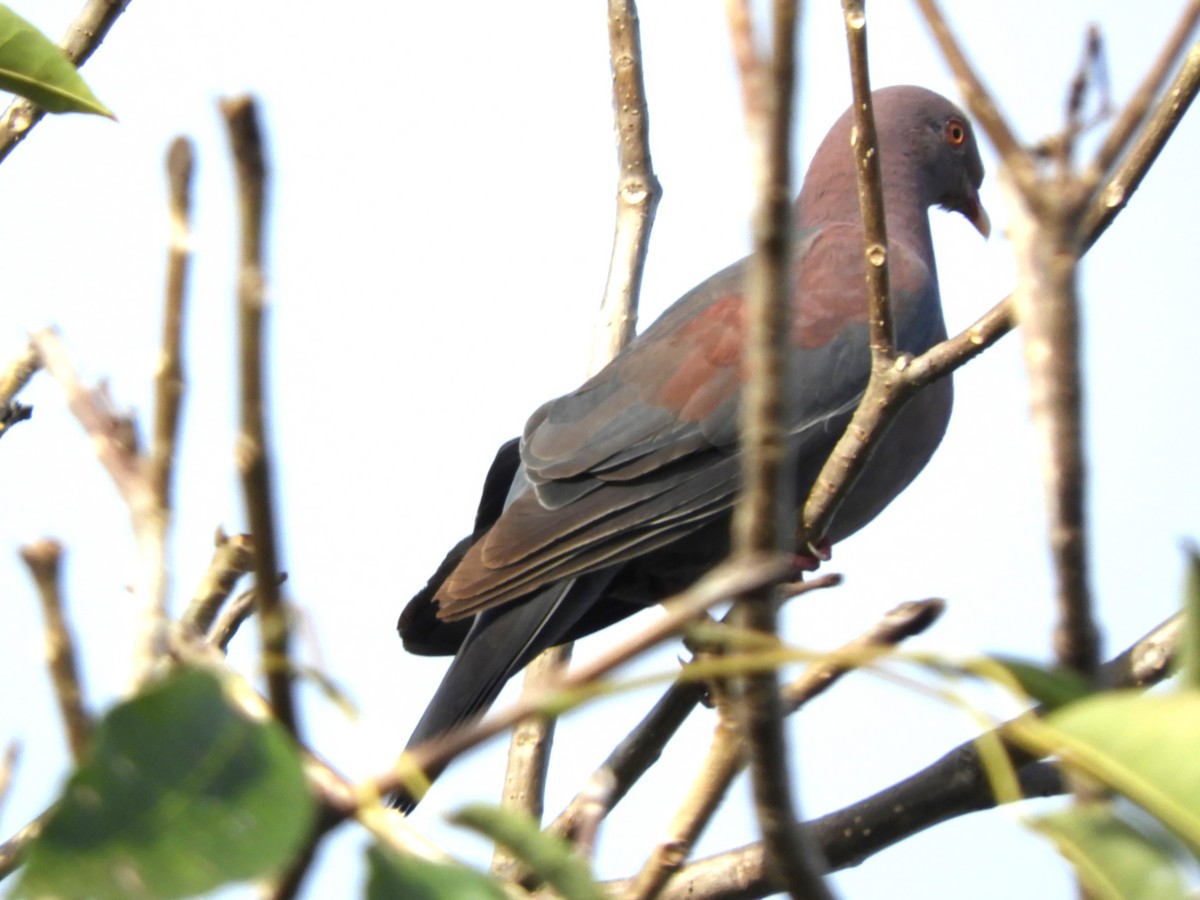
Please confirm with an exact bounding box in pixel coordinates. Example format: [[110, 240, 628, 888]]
[[394, 85, 989, 810]]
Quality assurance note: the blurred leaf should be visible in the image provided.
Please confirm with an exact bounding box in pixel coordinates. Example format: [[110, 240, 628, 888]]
[[1034, 805, 1187, 900], [989, 655, 1093, 709], [365, 845, 507, 900], [1048, 690, 1200, 856], [14, 667, 315, 899], [451, 803, 605, 900], [0, 4, 112, 116]]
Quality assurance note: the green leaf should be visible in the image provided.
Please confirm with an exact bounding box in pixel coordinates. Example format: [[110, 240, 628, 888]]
[[14, 667, 315, 899], [365, 845, 508, 900], [0, 4, 112, 116], [1047, 690, 1200, 856], [1033, 805, 1187, 900], [450, 803, 605, 900], [989, 655, 1093, 709]]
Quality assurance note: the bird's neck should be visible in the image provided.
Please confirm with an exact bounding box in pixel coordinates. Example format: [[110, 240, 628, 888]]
[[795, 153, 936, 262]]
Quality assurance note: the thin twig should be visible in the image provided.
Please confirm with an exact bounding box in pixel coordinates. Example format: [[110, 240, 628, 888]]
[[0, 341, 39, 439], [724, 1, 832, 895], [494, 0, 662, 866], [842, 0, 894, 360], [633, 763, 1063, 900], [150, 137, 194, 514], [1082, 1, 1200, 190], [127, 138, 198, 689], [590, 0, 662, 371], [181, 530, 256, 634], [31, 330, 147, 508], [912, 0, 1034, 193], [625, 598, 942, 900], [914, 2, 1102, 677], [912, 5, 1200, 683], [614, 610, 1181, 900], [801, 0, 903, 546], [20, 540, 92, 762], [219, 96, 298, 736], [29, 329, 176, 686], [853, 33, 1200, 391], [547, 575, 841, 843], [1081, 41, 1200, 251], [493, 653, 563, 874], [209, 584, 261, 651], [0, 814, 46, 881], [559, 681, 707, 835], [0, 0, 132, 164]]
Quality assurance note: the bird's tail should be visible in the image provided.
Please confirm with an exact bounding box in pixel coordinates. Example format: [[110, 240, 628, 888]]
[[391, 568, 616, 811]]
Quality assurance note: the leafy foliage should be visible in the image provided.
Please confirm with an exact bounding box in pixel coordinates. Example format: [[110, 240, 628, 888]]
[[450, 803, 606, 900], [14, 667, 315, 899], [364, 845, 508, 900], [1034, 805, 1188, 900], [0, 3, 111, 116]]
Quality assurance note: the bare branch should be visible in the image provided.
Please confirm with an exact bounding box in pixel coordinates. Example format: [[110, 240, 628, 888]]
[[495, 0, 663, 860], [842, 0, 894, 360], [1003, 174, 1097, 677], [219, 95, 298, 737], [551, 682, 708, 844], [724, 2, 833, 895], [0, 0, 132, 164], [807, 32, 1200, 534], [1082, 2, 1200, 189], [181, 530, 256, 634], [492, 652, 564, 874], [0, 814, 46, 881], [29, 329, 177, 685], [799, 0, 908, 546], [209, 585, 259, 651], [909, 4, 1200, 681], [31, 330, 148, 508], [624, 598, 942, 900], [617, 610, 1181, 900], [0, 341, 39, 440], [590, 0, 662, 370], [637, 762, 1063, 900], [912, 0, 1035, 193], [150, 137, 195, 514], [20, 540, 92, 762], [1082, 41, 1200, 251], [548, 575, 841, 845], [913, 5, 1111, 678]]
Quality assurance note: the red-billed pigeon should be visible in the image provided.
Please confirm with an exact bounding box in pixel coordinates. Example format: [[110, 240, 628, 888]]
[[395, 86, 989, 809]]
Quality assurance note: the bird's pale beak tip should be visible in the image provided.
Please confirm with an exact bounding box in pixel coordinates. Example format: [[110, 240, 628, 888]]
[[965, 186, 991, 239], [971, 203, 992, 240]]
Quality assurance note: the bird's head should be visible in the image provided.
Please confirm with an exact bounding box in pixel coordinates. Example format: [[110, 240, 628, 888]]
[[878, 85, 990, 239]]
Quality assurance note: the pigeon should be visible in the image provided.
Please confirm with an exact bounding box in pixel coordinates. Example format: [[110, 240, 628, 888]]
[[395, 85, 989, 809]]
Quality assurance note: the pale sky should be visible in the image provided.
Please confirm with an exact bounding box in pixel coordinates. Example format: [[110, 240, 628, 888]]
[[0, 2, 1197, 898]]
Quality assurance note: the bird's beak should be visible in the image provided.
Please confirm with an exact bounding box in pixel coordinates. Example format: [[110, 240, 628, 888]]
[[963, 182, 991, 239]]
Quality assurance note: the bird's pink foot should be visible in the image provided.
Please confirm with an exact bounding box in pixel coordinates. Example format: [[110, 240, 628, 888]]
[[789, 539, 832, 575]]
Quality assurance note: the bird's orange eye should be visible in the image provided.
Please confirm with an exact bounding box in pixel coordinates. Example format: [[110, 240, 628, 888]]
[[945, 119, 966, 146]]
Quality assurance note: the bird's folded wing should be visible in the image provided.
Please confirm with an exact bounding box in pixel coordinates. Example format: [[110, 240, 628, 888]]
[[436, 226, 936, 618]]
